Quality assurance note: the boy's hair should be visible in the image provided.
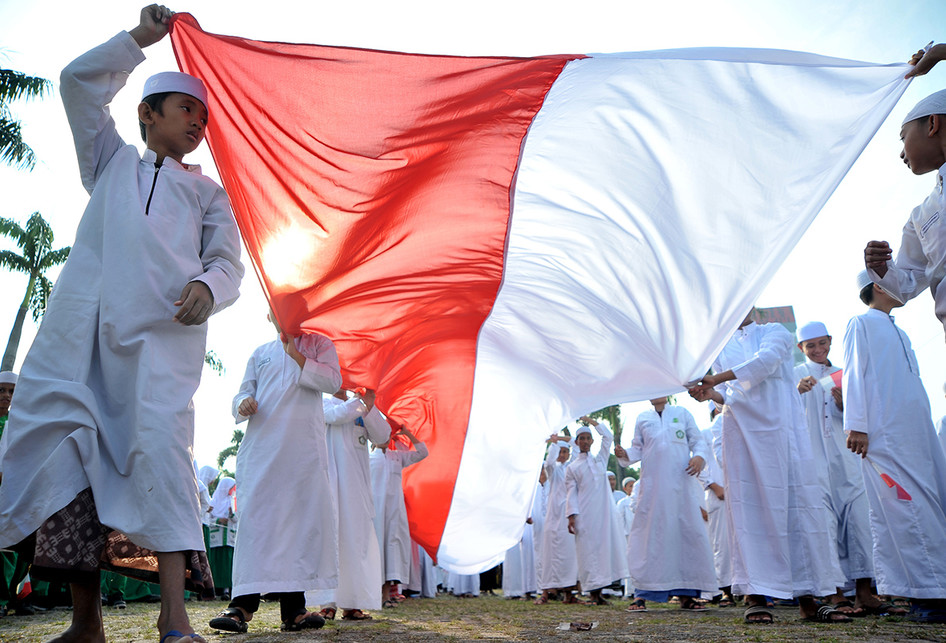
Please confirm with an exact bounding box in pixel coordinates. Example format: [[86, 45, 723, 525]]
[[139, 92, 172, 143], [859, 283, 874, 306]]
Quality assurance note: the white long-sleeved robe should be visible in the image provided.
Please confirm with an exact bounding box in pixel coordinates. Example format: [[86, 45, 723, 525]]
[[564, 423, 628, 592], [713, 322, 843, 599], [502, 521, 537, 598], [697, 421, 731, 589], [370, 442, 429, 583], [843, 309, 946, 598], [795, 359, 873, 584], [616, 484, 637, 596], [620, 406, 716, 594], [529, 478, 548, 592], [0, 31, 243, 553], [315, 396, 390, 610], [869, 164, 946, 337], [537, 443, 578, 590], [231, 336, 341, 596]]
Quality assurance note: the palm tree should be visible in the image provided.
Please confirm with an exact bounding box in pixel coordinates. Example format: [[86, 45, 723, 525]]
[[0, 68, 51, 170], [0, 212, 70, 370]]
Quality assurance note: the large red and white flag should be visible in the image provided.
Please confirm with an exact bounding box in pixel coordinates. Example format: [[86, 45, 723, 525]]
[[169, 14, 909, 571]]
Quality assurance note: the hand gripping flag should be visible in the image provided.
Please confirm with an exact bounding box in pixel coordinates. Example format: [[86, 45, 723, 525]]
[[169, 13, 910, 571]]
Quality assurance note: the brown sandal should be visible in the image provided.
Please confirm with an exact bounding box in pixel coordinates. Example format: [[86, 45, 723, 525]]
[[318, 606, 336, 620], [342, 609, 372, 620]]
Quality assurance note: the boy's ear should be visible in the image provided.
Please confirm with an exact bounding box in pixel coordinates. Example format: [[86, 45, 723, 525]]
[[138, 101, 155, 126], [928, 113, 943, 137]]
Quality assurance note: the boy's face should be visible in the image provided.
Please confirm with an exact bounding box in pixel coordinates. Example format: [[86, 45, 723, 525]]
[[556, 446, 569, 462], [0, 383, 13, 416], [142, 92, 208, 161], [623, 479, 635, 494], [900, 117, 943, 175], [798, 335, 831, 365], [576, 432, 593, 452]]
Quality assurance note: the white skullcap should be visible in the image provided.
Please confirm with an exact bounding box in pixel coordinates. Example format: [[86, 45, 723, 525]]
[[796, 321, 829, 343], [607, 470, 616, 478], [902, 88, 946, 126], [856, 269, 873, 291], [575, 425, 592, 436], [622, 477, 636, 487], [0, 371, 16, 385], [142, 72, 208, 109]]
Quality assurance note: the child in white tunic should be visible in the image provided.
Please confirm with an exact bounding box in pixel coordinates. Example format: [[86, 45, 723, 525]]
[[616, 398, 716, 612], [844, 273, 946, 623], [565, 418, 628, 605], [0, 7, 244, 643], [209, 319, 341, 634]]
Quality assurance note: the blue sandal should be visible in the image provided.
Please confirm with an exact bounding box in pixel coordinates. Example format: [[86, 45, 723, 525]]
[[159, 631, 204, 643]]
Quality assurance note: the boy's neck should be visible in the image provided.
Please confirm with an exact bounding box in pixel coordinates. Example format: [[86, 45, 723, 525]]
[[869, 301, 895, 315]]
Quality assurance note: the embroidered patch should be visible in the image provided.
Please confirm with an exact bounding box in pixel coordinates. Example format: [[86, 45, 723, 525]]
[[921, 211, 940, 236], [358, 435, 367, 446], [258, 357, 271, 367], [675, 429, 685, 439]]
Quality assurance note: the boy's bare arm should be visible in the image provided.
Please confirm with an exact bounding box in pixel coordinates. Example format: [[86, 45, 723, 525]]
[[129, 4, 174, 49]]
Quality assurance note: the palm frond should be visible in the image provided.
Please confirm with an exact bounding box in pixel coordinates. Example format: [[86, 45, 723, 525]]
[[0, 249, 29, 273], [0, 216, 26, 246], [39, 245, 70, 270], [0, 117, 35, 170], [0, 69, 51, 103]]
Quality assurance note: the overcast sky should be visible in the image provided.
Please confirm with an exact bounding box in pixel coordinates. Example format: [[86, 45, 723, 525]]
[[2, 0, 946, 466]]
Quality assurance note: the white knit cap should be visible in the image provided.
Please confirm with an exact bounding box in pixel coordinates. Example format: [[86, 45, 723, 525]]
[[796, 321, 829, 343], [142, 71, 208, 109], [0, 371, 16, 385], [902, 88, 946, 126], [575, 425, 592, 436]]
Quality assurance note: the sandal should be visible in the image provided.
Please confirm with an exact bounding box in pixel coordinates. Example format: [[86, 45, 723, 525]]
[[744, 604, 773, 624], [160, 631, 205, 643], [681, 597, 709, 611], [830, 599, 866, 617], [208, 608, 248, 633], [626, 598, 648, 612], [718, 597, 735, 608], [533, 596, 549, 605], [860, 601, 908, 616], [342, 609, 372, 620], [318, 606, 337, 620], [803, 605, 853, 623], [382, 599, 398, 609], [281, 611, 326, 631]]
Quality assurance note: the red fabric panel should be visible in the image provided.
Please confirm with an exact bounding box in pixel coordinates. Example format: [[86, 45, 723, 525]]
[[169, 14, 575, 557]]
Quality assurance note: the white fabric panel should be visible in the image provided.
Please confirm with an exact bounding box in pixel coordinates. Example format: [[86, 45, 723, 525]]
[[437, 48, 909, 571]]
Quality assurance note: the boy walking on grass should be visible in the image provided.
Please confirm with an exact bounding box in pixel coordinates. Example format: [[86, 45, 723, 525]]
[[0, 5, 243, 642]]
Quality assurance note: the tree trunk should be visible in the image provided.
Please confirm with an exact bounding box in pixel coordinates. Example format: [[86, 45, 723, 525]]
[[2, 275, 35, 371]]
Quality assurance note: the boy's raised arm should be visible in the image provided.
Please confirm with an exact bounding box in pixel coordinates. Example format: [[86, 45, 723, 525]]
[[129, 4, 174, 49]]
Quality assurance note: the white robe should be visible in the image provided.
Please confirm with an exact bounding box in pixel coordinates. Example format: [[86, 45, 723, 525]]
[[528, 479, 547, 594], [231, 337, 341, 596], [713, 322, 843, 598], [870, 164, 946, 336], [795, 359, 873, 583], [937, 416, 946, 457], [565, 423, 628, 592], [698, 422, 731, 589], [616, 487, 636, 596], [537, 445, 578, 590], [370, 443, 428, 583], [406, 539, 437, 598], [208, 477, 236, 549], [314, 396, 389, 610], [502, 522, 536, 597], [843, 309, 946, 598], [620, 406, 716, 594], [0, 31, 243, 553]]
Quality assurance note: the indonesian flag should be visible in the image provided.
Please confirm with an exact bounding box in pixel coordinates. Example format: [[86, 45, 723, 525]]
[[169, 14, 909, 571]]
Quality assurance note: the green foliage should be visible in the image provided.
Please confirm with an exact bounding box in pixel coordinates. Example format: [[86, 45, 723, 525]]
[[203, 349, 225, 375], [0, 68, 51, 170], [216, 428, 243, 478], [0, 212, 71, 370]]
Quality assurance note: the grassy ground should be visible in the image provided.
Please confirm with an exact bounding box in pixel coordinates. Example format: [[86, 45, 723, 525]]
[[2, 593, 945, 642]]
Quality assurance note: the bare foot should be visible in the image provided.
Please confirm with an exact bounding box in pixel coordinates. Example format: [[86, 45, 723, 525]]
[[45, 624, 106, 643]]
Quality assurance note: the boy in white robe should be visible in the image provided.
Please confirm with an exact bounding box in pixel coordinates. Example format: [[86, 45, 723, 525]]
[[615, 478, 636, 598], [535, 437, 579, 604], [689, 311, 847, 624], [794, 321, 894, 615], [844, 272, 946, 622], [616, 398, 716, 611], [864, 61, 946, 339], [565, 417, 628, 605], [209, 316, 341, 634], [370, 427, 428, 607], [0, 7, 244, 643], [315, 388, 389, 620], [697, 408, 734, 606]]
